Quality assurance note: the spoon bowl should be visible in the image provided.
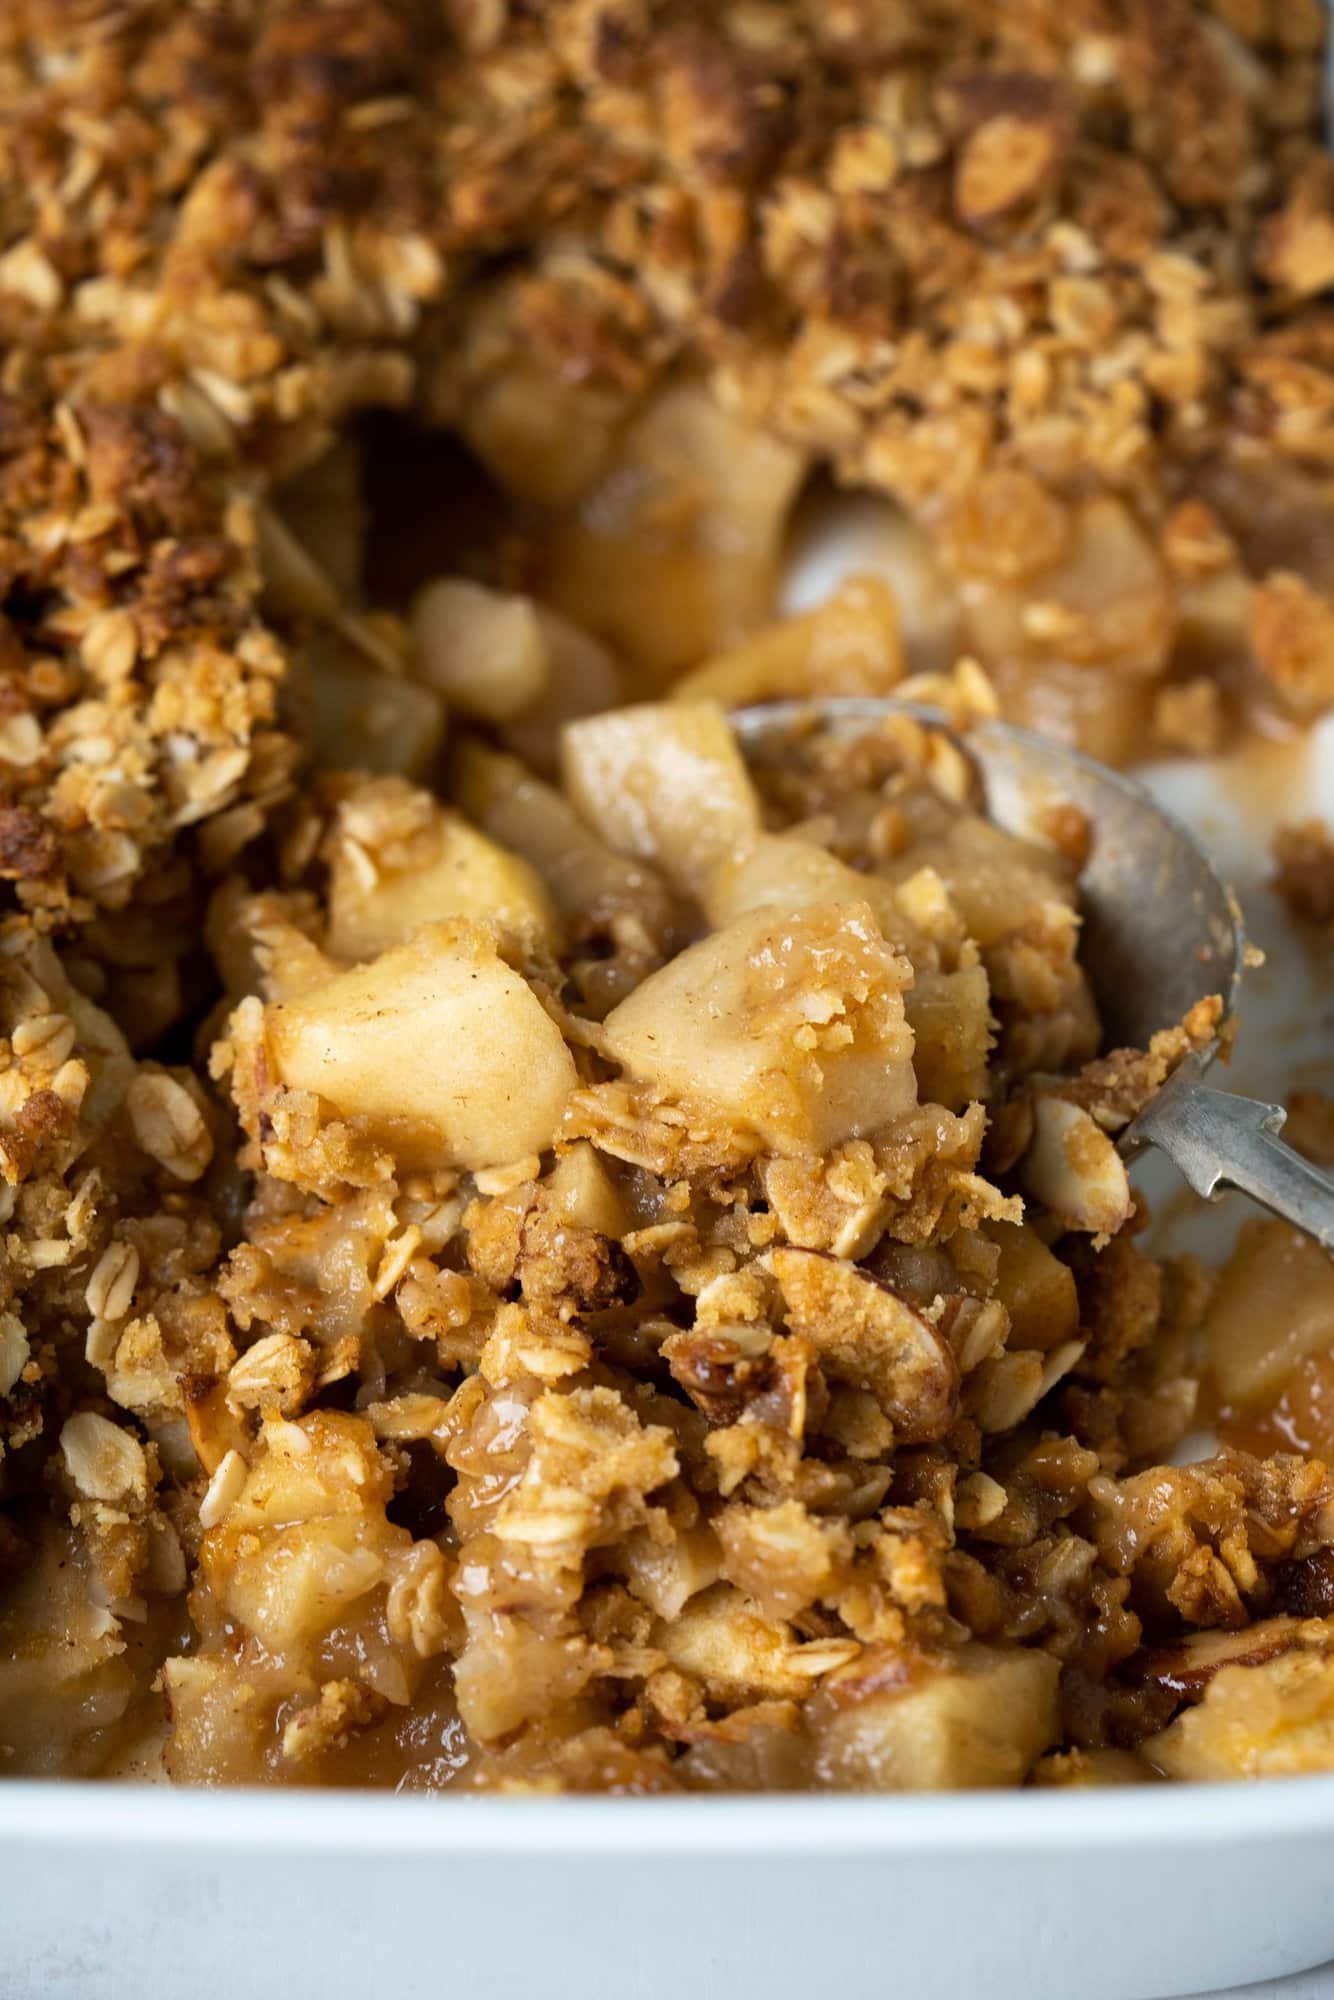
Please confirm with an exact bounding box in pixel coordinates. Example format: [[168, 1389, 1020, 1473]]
[[729, 697, 1333, 1251], [730, 696, 1246, 1051]]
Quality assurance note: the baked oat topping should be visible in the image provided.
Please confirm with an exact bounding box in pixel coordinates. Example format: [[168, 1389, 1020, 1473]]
[[0, 0, 1333, 1795], [1273, 815, 1334, 923]]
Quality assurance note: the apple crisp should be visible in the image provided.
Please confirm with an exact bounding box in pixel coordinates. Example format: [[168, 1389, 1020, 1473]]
[[1, 0, 1334, 1793]]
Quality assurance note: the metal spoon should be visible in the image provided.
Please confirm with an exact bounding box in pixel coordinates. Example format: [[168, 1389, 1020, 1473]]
[[730, 696, 1334, 1252]]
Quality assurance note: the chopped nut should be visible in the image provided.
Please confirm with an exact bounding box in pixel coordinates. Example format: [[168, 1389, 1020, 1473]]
[[1021, 1096, 1133, 1237], [769, 1247, 957, 1442], [955, 1472, 1008, 1531], [0, 1311, 29, 1395], [956, 115, 1062, 227]]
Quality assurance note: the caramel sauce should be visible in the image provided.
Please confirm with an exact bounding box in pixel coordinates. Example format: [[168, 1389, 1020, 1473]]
[[312, 1661, 475, 1792], [1214, 1351, 1334, 1464]]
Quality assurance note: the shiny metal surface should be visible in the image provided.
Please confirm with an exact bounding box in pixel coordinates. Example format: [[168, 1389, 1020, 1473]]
[[729, 698, 1334, 1246], [1133, 1064, 1334, 1253]]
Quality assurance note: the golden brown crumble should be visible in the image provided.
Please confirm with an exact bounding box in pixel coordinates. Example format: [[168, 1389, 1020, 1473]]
[[0, 0, 1332, 1795], [1273, 815, 1334, 923]]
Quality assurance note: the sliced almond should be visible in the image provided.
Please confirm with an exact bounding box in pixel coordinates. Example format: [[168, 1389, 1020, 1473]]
[[1021, 1095, 1132, 1236], [768, 1247, 958, 1443]]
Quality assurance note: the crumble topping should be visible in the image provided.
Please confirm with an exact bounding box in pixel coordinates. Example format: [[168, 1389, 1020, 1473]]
[[1273, 815, 1334, 923], [0, 0, 1332, 1795]]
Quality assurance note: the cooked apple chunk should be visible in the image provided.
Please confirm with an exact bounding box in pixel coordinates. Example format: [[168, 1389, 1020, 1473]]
[[200, 1414, 402, 1647], [812, 1643, 1061, 1790], [1020, 1095, 1133, 1236], [1204, 1219, 1334, 1410], [1144, 1642, 1334, 1781], [704, 830, 874, 930], [504, 606, 626, 773], [904, 965, 994, 1110], [599, 900, 916, 1156], [412, 576, 548, 723], [455, 740, 677, 936], [267, 921, 577, 1170], [561, 700, 760, 895], [326, 789, 558, 961], [985, 1219, 1079, 1352], [536, 380, 807, 681], [702, 830, 933, 965], [674, 574, 904, 708]]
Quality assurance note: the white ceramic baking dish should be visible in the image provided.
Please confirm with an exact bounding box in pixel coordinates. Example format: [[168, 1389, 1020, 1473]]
[[4, 1776, 1334, 2000], [6, 516, 1334, 2000]]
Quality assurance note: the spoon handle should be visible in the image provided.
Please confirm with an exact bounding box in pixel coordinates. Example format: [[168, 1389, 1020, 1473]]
[[1130, 1071, 1334, 1253]]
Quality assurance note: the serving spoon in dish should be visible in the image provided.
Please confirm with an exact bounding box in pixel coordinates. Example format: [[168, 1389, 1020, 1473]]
[[731, 696, 1334, 1252]]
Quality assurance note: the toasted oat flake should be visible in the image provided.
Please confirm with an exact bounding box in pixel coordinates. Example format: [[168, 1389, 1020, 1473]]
[[126, 1074, 213, 1183], [198, 1450, 248, 1532], [84, 1243, 139, 1323]]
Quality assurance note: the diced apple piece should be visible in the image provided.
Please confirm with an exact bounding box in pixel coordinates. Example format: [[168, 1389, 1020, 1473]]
[[297, 635, 445, 780], [201, 1413, 404, 1655], [220, 1515, 387, 1654], [267, 921, 577, 1171], [0, 1520, 141, 1777], [248, 910, 339, 1004], [618, 1524, 723, 1622], [1020, 1096, 1132, 1236], [452, 1609, 602, 1743], [880, 802, 1074, 951], [1204, 1219, 1334, 1409], [953, 492, 1174, 681], [653, 1582, 840, 1702], [1144, 1648, 1334, 1782], [454, 741, 676, 933], [813, 1642, 1061, 1791], [561, 700, 759, 896], [221, 1412, 393, 1536], [599, 901, 916, 1156], [326, 804, 557, 961], [412, 577, 548, 723], [984, 1220, 1079, 1353], [537, 381, 807, 682], [545, 1142, 632, 1238], [437, 272, 640, 508], [504, 608, 626, 773], [702, 829, 919, 950], [674, 575, 904, 707], [985, 657, 1156, 768], [705, 831, 862, 928], [905, 965, 993, 1110], [768, 1246, 957, 1441]]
